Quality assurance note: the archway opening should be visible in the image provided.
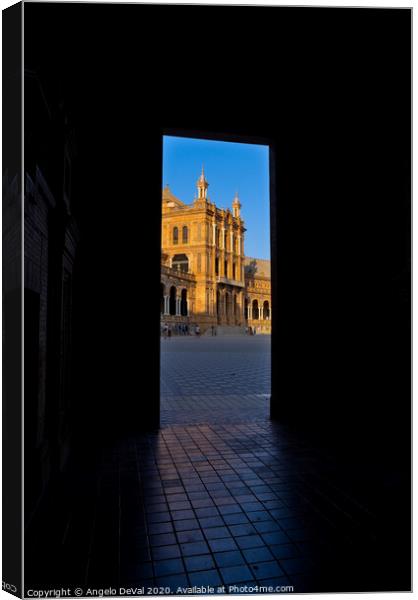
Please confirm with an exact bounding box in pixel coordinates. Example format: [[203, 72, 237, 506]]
[[172, 253, 189, 273], [169, 286, 176, 316], [161, 133, 272, 426], [252, 299, 259, 320], [180, 288, 188, 316], [263, 300, 270, 320], [160, 283, 165, 314]]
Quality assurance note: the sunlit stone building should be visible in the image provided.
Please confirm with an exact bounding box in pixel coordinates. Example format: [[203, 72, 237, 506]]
[[161, 169, 271, 334]]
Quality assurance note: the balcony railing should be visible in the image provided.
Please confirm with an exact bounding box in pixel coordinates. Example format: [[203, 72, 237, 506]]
[[161, 265, 195, 281], [216, 276, 245, 288]]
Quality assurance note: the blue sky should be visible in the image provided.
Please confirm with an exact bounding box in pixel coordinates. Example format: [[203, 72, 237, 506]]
[[162, 136, 270, 260]]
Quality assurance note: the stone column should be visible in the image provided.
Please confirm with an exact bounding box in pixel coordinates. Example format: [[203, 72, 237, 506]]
[[259, 306, 262, 320], [237, 235, 242, 281], [164, 296, 170, 315], [176, 298, 181, 316], [212, 248, 216, 279], [237, 293, 242, 324], [212, 222, 216, 246]]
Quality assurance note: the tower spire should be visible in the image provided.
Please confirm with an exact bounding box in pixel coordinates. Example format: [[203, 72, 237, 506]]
[[196, 165, 209, 199], [232, 190, 241, 218]]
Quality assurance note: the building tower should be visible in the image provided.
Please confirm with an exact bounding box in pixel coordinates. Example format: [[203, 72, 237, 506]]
[[232, 192, 241, 218], [161, 167, 262, 333], [197, 166, 209, 200]]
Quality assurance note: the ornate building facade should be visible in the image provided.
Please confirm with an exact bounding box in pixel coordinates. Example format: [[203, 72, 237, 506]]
[[161, 169, 271, 333], [244, 257, 271, 334]]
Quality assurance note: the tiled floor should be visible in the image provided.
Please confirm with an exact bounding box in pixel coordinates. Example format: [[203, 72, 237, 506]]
[[27, 418, 407, 594], [160, 335, 271, 425], [25, 337, 410, 594]]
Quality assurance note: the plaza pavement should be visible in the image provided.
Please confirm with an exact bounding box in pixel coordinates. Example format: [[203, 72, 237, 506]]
[[160, 335, 271, 425]]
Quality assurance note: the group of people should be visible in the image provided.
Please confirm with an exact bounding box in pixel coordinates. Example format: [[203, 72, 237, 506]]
[[162, 323, 261, 337], [245, 325, 259, 335], [161, 322, 200, 338]]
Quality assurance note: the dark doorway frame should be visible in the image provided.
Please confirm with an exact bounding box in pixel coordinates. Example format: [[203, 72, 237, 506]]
[[160, 128, 277, 427]]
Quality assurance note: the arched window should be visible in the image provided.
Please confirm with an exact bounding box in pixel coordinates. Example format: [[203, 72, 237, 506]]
[[216, 228, 220, 247], [224, 260, 228, 278], [181, 289, 188, 316], [169, 286, 177, 315], [173, 227, 178, 245], [172, 254, 189, 273], [160, 283, 165, 314], [215, 257, 219, 275], [263, 300, 270, 320], [233, 294, 237, 319], [252, 299, 259, 320], [232, 263, 236, 280], [182, 226, 188, 244], [224, 230, 228, 250], [216, 290, 220, 317]]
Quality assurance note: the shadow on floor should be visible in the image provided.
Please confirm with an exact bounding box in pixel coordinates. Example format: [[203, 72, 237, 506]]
[[25, 418, 410, 594]]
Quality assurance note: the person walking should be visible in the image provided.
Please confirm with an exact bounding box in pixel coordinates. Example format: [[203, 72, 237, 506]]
[[195, 324, 200, 337]]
